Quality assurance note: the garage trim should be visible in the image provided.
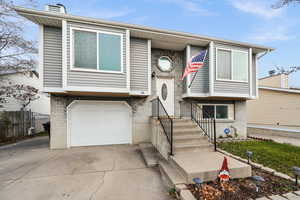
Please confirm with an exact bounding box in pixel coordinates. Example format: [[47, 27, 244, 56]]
[[66, 100, 132, 148]]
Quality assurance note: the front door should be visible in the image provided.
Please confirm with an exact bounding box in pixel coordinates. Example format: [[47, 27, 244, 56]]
[[156, 78, 175, 116]]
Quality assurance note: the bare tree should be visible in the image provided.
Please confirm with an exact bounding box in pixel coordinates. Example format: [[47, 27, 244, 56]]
[[0, 0, 38, 108], [272, 0, 300, 8], [5, 84, 39, 109]]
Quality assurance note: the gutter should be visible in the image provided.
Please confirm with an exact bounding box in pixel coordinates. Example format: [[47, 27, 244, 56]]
[[257, 49, 272, 60]]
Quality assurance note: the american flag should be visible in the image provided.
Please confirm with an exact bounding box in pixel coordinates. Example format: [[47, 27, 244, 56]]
[[182, 50, 207, 80]]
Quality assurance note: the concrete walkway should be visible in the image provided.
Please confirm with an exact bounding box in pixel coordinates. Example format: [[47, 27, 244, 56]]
[[0, 137, 171, 200]]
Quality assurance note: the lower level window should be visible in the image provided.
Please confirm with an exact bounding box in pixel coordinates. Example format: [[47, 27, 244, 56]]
[[202, 105, 229, 119]]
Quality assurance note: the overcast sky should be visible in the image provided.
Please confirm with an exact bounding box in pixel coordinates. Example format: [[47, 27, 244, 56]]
[[17, 0, 300, 87]]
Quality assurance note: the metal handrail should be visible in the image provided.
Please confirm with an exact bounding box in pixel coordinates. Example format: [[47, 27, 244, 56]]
[[151, 97, 173, 156], [190, 102, 217, 151]]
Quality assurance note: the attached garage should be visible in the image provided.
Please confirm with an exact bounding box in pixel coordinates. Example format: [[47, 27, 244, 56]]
[[67, 101, 132, 147]]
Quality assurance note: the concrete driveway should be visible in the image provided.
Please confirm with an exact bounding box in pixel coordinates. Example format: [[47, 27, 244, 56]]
[[0, 137, 171, 200]]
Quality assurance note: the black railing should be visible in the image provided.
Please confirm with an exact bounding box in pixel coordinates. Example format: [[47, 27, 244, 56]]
[[190, 103, 217, 151], [151, 97, 173, 156]]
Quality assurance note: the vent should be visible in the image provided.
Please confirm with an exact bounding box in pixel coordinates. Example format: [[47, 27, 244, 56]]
[[45, 4, 66, 14]]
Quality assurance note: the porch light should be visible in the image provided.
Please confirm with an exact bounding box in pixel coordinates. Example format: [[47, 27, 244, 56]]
[[246, 151, 253, 164], [292, 166, 300, 186], [252, 175, 265, 192]]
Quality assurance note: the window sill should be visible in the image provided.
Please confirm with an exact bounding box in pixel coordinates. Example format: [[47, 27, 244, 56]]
[[215, 78, 248, 83], [71, 68, 125, 75]]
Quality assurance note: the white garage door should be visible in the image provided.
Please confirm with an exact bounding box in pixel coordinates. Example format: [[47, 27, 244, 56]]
[[68, 101, 132, 147]]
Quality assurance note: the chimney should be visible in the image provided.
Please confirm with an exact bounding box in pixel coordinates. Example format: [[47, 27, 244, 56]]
[[45, 4, 66, 14]]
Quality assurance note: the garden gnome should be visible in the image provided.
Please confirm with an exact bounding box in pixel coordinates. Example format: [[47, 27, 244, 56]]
[[218, 157, 230, 181]]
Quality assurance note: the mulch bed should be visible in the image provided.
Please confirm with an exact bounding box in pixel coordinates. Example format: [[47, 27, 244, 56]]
[[186, 167, 298, 200]]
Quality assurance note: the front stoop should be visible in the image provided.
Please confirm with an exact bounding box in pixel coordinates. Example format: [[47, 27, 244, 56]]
[[171, 151, 251, 183]]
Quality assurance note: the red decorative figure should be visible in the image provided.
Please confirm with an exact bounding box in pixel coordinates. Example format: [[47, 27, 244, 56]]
[[218, 157, 230, 181]]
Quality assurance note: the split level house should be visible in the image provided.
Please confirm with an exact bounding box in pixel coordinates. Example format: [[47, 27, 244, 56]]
[[15, 5, 274, 152]]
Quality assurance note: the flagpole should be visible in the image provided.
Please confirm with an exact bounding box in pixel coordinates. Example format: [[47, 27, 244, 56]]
[[188, 71, 198, 88]]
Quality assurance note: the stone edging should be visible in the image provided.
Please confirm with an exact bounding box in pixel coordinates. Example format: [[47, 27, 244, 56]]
[[217, 148, 300, 200]]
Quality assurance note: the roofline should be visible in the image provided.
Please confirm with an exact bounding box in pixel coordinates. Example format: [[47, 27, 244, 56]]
[[259, 73, 283, 80], [259, 86, 300, 94], [14, 6, 275, 52]]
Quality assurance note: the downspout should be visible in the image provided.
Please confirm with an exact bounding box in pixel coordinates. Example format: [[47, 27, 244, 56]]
[[257, 49, 271, 60]]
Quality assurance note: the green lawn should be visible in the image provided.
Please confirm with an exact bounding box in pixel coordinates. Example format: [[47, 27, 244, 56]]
[[218, 140, 300, 177]]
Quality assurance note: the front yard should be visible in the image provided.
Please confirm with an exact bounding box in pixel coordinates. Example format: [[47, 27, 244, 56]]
[[218, 140, 300, 177]]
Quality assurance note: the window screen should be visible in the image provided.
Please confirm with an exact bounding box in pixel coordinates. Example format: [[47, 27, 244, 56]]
[[74, 30, 97, 69], [99, 33, 121, 71], [217, 49, 231, 80]]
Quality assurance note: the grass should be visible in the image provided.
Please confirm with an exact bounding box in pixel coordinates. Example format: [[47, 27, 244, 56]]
[[218, 140, 300, 177]]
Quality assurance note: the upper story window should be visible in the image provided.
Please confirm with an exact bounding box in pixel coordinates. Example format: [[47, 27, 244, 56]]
[[72, 28, 123, 73], [216, 48, 248, 82]]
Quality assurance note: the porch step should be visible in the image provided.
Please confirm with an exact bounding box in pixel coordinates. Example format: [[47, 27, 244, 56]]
[[159, 159, 185, 187], [174, 143, 213, 153], [173, 123, 199, 129], [174, 134, 208, 141], [174, 138, 209, 145], [171, 151, 252, 183], [139, 143, 159, 167], [173, 128, 201, 135], [172, 118, 191, 123]]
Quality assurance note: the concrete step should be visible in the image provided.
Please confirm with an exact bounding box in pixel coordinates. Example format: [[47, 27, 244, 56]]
[[172, 118, 191, 123], [173, 134, 207, 141], [172, 151, 252, 183], [173, 128, 200, 135], [174, 143, 213, 153], [173, 123, 199, 129], [174, 138, 209, 145], [139, 143, 159, 167], [159, 159, 186, 187]]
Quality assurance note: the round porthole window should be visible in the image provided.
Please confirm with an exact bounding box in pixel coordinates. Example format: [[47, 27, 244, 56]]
[[158, 56, 173, 72], [161, 83, 168, 100]]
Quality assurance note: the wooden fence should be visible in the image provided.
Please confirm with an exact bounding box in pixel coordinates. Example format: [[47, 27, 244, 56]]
[[0, 110, 35, 142]]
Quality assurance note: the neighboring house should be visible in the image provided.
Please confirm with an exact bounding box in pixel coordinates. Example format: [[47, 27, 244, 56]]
[[15, 5, 273, 150], [247, 73, 300, 128], [0, 70, 50, 115]]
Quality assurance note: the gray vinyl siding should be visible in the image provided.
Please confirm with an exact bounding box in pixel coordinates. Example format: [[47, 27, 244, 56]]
[[214, 43, 250, 95], [190, 45, 209, 94], [252, 54, 257, 96], [67, 21, 127, 88], [43, 26, 62, 88], [130, 38, 148, 92], [182, 47, 187, 94]]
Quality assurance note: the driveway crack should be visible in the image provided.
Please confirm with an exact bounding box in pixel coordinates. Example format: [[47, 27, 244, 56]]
[[89, 172, 106, 200]]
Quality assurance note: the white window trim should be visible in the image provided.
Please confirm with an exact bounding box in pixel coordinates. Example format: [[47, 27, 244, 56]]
[[70, 27, 124, 74], [200, 104, 230, 120], [216, 47, 249, 83]]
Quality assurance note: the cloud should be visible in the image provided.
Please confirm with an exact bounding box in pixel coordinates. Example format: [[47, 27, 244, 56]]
[[230, 0, 283, 19], [161, 0, 216, 16], [249, 26, 294, 43], [75, 7, 134, 19]]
